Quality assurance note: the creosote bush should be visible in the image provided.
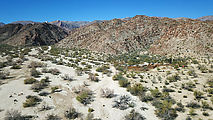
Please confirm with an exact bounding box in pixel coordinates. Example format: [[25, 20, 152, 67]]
[[76, 89, 93, 105], [100, 88, 114, 98], [23, 95, 41, 108], [127, 83, 146, 96], [112, 95, 135, 110], [24, 78, 37, 84], [31, 67, 41, 77], [5, 109, 23, 120], [64, 107, 80, 119], [124, 109, 146, 120], [45, 114, 61, 120]]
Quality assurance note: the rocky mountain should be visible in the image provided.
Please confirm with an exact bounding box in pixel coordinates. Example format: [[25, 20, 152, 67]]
[[49, 20, 90, 31], [58, 15, 213, 57], [197, 15, 213, 21], [49, 20, 105, 31], [11, 21, 39, 25], [0, 23, 68, 46], [0, 22, 4, 27]]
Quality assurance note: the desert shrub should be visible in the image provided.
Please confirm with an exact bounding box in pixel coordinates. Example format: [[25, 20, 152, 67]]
[[28, 61, 46, 68], [85, 113, 102, 120], [23, 95, 41, 107], [11, 64, 21, 69], [38, 91, 49, 96], [113, 73, 126, 81], [24, 78, 37, 84], [31, 67, 41, 77], [211, 96, 213, 104], [0, 62, 7, 68], [150, 89, 162, 98], [64, 107, 80, 119], [197, 64, 208, 73], [31, 79, 48, 92], [112, 95, 135, 110], [88, 73, 99, 82], [186, 102, 201, 109], [162, 88, 175, 92], [127, 83, 146, 96], [188, 108, 197, 116], [207, 88, 213, 94], [4, 109, 23, 120], [45, 114, 61, 120], [140, 94, 153, 102], [193, 90, 203, 100], [76, 89, 93, 105], [167, 74, 180, 82], [201, 101, 211, 109], [41, 68, 49, 73], [182, 81, 196, 91], [207, 79, 213, 88], [49, 68, 60, 75], [62, 74, 74, 81], [119, 79, 130, 88], [124, 109, 146, 120], [154, 100, 178, 120], [100, 88, 114, 98], [175, 102, 185, 112], [202, 112, 209, 116], [187, 70, 197, 78], [51, 86, 59, 93], [0, 71, 9, 79], [96, 65, 110, 74]]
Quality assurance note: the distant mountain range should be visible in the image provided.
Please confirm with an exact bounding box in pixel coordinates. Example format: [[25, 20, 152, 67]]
[[197, 15, 213, 21]]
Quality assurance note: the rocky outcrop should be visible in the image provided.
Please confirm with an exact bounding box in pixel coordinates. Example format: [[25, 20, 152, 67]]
[[0, 23, 68, 46], [58, 15, 213, 57]]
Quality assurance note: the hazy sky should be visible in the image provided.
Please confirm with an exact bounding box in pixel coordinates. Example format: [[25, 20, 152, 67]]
[[1, 0, 212, 23]]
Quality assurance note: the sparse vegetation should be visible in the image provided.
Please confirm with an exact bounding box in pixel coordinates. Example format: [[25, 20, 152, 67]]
[[24, 78, 37, 84], [113, 95, 135, 110], [23, 95, 41, 108]]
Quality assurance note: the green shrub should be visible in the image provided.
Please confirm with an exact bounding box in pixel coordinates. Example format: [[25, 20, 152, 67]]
[[167, 74, 180, 82], [197, 64, 208, 73], [64, 107, 80, 119], [11, 64, 21, 69], [31, 67, 41, 77], [23, 95, 41, 107], [45, 114, 61, 120], [5, 110, 24, 120], [125, 109, 146, 120], [24, 78, 37, 84], [207, 79, 213, 88], [154, 100, 178, 120], [150, 89, 162, 98], [113, 73, 126, 81], [51, 86, 59, 93], [186, 102, 200, 109], [76, 90, 93, 105], [193, 90, 203, 100], [88, 108, 94, 113], [187, 70, 197, 78], [119, 79, 130, 88], [127, 83, 146, 96]]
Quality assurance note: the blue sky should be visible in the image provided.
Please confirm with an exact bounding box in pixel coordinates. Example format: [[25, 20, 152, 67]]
[[0, 0, 212, 23]]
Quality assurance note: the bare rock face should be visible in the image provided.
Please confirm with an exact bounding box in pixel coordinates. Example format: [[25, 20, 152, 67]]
[[197, 15, 213, 21], [58, 15, 213, 57], [0, 23, 68, 46]]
